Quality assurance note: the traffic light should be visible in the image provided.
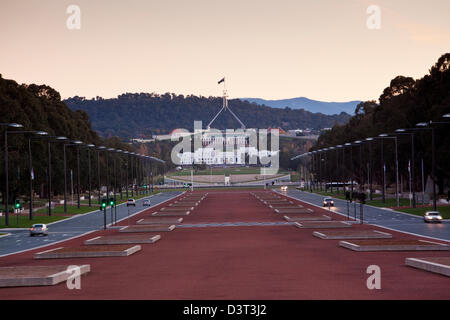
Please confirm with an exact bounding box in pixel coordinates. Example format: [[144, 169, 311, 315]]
[[109, 197, 115, 207], [14, 199, 21, 209], [100, 198, 107, 210]]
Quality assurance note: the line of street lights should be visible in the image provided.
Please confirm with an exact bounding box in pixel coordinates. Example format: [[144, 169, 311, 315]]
[[291, 113, 450, 209], [1, 122, 165, 226]]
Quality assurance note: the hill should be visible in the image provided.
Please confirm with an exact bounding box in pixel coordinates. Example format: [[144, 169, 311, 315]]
[[240, 97, 360, 115], [64, 94, 351, 139]]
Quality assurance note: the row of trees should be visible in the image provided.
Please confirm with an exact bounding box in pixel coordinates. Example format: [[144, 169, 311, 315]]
[[0, 75, 167, 205], [64, 93, 351, 138], [296, 54, 450, 196]]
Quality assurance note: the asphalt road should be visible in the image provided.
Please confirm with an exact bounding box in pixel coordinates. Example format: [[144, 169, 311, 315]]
[[0, 191, 183, 257], [279, 189, 450, 242]]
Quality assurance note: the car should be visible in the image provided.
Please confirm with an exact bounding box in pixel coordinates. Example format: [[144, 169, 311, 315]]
[[323, 197, 334, 207], [126, 199, 136, 207], [143, 199, 151, 206], [423, 211, 443, 223], [30, 224, 48, 237], [280, 186, 288, 192]]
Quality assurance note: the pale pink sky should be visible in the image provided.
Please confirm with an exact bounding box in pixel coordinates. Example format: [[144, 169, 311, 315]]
[[1, 0, 449, 102]]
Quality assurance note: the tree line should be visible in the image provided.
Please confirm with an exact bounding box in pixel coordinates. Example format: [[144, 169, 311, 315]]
[[64, 93, 351, 138], [299, 53, 450, 195], [0, 75, 167, 203]]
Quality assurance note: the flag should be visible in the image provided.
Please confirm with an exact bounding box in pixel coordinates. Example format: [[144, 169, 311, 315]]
[[31, 168, 34, 180], [218, 77, 225, 84]]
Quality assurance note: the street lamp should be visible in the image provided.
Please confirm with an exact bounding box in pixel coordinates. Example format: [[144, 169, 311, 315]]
[[336, 145, 344, 194], [96, 146, 106, 205], [115, 149, 123, 200], [2, 123, 23, 225], [367, 134, 399, 207], [344, 143, 354, 195], [364, 138, 374, 200], [85, 144, 95, 207], [395, 129, 417, 208], [63, 140, 82, 213], [107, 148, 116, 200], [3, 126, 51, 225], [27, 132, 56, 219], [44, 135, 68, 216], [123, 151, 130, 199], [353, 140, 363, 192]]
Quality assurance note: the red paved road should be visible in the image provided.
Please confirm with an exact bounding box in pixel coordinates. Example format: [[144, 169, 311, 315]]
[[0, 190, 449, 299]]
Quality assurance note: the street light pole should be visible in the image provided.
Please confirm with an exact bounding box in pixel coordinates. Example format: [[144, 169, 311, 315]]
[[395, 129, 417, 208], [377, 134, 400, 208], [2, 123, 24, 226], [63, 140, 82, 213], [416, 120, 450, 211]]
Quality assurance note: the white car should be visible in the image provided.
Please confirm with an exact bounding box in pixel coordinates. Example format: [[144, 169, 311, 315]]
[[126, 199, 136, 207], [30, 224, 48, 236], [143, 199, 151, 206], [281, 186, 288, 192], [424, 211, 443, 223]]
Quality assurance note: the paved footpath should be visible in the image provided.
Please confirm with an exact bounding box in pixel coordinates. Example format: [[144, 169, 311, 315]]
[[0, 190, 448, 300], [281, 189, 450, 242], [0, 191, 183, 257]]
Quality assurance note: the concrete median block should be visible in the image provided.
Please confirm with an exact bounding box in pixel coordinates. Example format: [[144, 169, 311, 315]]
[[161, 206, 194, 211], [152, 211, 190, 216], [339, 239, 450, 252], [85, 234, 161, 245], [170, 202, 198, 207], [405, 257, 450, 277], [295, 221, 352, 229], [35, 245, 141, 259], [119, 225, 175, 232], [284, 215, 332, 222], [137, 217, 183, 224], [275, 208, 313, 214], [269, 204, 303, 209], [0, 265, 90, 287], [313, 230, 392, 240]]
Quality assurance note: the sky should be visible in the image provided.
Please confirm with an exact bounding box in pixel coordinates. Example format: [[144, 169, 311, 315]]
[[1, 0, 449, 102]]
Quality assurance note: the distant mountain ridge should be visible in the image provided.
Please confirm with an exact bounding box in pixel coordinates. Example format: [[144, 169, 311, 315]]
[[64, 93, 352, 138], [240, 97, 361, 115]]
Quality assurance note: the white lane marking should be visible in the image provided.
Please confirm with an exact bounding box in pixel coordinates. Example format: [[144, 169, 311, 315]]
[[0, 192, 184, 258], [281, 190, 450, 244]]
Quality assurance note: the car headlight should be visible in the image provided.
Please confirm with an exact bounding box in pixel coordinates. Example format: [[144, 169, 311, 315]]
[[437, 216, 442, 219]]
